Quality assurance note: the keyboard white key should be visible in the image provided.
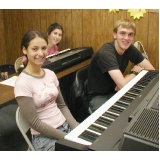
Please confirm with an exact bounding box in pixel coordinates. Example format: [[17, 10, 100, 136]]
[[46, 48, 71, 59], [65, 70, 148, 145]]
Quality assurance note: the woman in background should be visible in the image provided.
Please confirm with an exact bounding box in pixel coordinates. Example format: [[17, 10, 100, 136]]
[[14, 30, 78, 151], [47, 23, 63, 56], [22, 23, 63, 65]]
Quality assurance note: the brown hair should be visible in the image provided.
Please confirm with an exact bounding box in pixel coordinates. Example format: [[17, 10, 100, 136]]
[[113, 19, 136, 35]]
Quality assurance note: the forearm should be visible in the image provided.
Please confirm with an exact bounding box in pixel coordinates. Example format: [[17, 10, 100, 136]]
[[56, 87, 79, 129], [124, 72, 136, 82], [121, 68, 143, 87], [16, 96, 67, 139], [59, 103, 79, 129]]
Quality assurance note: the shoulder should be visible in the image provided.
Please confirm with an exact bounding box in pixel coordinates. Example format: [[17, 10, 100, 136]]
[[43, 68, 55, 75], [98, 41, 115, 54], [127, 44, 141, 53], [16, 71, 29, 84], [14, 72, 32, 93], [127, 44, 144, 62], [100, 41, 114, 49], [97, 41, 116, 58], [43, 68, 58, 81]]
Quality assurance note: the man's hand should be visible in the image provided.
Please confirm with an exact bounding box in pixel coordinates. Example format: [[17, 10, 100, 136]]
[[115, 85, 120, 91], [131, 65, 144, 73]]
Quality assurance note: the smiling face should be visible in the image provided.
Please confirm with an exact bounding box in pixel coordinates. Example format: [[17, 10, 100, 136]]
[[113, 26, 135, 55], [48, 28, 62, 46], [22, 37, 48, 66]]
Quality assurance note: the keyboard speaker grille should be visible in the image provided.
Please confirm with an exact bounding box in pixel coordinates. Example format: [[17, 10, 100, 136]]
[[119, 108, 159, 151]]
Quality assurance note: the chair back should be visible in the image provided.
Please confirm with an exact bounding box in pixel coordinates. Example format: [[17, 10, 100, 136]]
[[14, 57, 23, 73], [16, 107, 35, 151], [69, 66, 91, 122]]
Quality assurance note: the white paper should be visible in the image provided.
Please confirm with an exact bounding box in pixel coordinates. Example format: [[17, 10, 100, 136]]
[[0, 76, 18, 87]]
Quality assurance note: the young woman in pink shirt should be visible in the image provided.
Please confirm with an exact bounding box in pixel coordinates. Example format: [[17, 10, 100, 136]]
[[47, 23, 63, 56], [14, 30, 78, 151]]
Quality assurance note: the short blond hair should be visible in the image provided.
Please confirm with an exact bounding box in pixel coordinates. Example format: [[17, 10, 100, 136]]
[[113, 19, 136, 35]]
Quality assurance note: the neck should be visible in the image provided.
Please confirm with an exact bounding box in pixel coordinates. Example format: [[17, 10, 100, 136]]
[[114, 40, 125, 55], [24, 64, 44, 77], [48, 43, 53, 50]]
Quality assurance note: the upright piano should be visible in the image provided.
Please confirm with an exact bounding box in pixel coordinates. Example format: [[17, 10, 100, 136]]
[[42, 47, 93, 73], [55, 70, 159, 151]]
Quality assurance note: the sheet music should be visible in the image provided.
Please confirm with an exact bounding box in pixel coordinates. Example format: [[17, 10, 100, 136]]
[[0, 76, 18, 87]]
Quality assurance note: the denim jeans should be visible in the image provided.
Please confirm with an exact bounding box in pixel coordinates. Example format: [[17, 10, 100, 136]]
[[32, 121, 71, 151], [89, 92, 116, 113]]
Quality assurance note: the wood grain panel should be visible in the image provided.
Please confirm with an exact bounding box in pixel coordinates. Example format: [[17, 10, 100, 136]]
[[114, 10, 127, 23], [46, 9, 56, 27], [71, 9, 83, 48], [31, 9, 41, 31], [63, 9, 72, 49], [147, 12, 159, 70], [0, 9, 159, 72], [55, 9, 66, 51], [131, 12, 148, 49], [105, 10, 114, 42], [40, 9, 47, 34], [0, 10, 6, 64], [14, 9, 25, 59], [5, 10, 23, 64], [82, 9, 93, 48], [22, 9, 33, 31]]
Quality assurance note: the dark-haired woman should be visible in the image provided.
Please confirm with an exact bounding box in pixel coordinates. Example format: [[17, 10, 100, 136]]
[[47, 23, 63, 56], [14, 30, 78, 151]]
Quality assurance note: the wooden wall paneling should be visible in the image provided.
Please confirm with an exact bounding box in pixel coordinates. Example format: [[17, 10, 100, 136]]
[[91, 9, 104, 52], [0, 10, 6, 65], [46, 9, 56, 28], [6, 9, 23, 64], [0, 9, 159, 69], [3, 10, 13, 65], [11, 9, 19, 63], [31, 9, 41, 31], [147, 12, 159, 70], [89, 9, 96, 52], [71, 9, 83, 48], [82, 9, 93, 49], [105, 10, 114, 42], [113, 10, 127, 23], [14, 9, 25, 61], [97, 10, 108, 50], [22, 9, 34, 31], [55, 9, 67, 50], [131, 12, 149, 49], [17, 10, 34, 61], [40, 9, 47, 34], [62, 9, 72, 50]]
